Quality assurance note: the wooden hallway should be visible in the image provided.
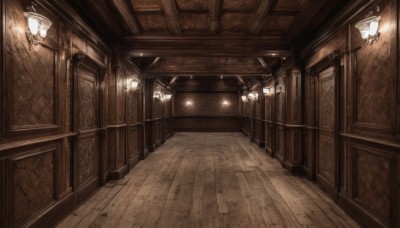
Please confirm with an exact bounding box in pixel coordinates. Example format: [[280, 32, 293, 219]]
[[57, 133, 359, 228]]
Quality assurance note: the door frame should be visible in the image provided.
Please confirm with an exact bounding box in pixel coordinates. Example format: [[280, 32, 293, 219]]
[[306, 50, 341, 199]]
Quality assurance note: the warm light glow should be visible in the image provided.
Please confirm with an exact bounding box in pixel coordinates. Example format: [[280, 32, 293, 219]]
[[126, 78, 139, 91], [369, 19, 379, 36], [222, 100, 229, 106], [248, 92, 258, 101], [24, 12, 52, 38], [27, 16, 39, 35], [186, 101, 192, 106], [164, 94, 172, 100], [154, 92, 162, 100], [241, 95, 248, 102], [263, 87, 271, 95]]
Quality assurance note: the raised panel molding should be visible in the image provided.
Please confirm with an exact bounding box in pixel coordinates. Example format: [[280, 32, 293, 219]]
[[350, 0, 396, 134], [5, 0, 59, 135], [78, 75, 97, 130], [77, 136, 97, 187], [353, 144, 392, 225], [10, 146, 57, 227]]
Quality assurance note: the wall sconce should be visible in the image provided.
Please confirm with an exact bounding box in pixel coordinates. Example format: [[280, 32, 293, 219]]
[[185, 101, 192, 107], [154, 91, 162, 100], [222, 100, 229, 107], [276, 85, 285, 94], [24, 2, 52, 49], [355, 7, 381, 45], [126, 78, 139, 92], [241, 95, 248, 103], [263, 87, 271, 95], [248, 92, 258, 101]]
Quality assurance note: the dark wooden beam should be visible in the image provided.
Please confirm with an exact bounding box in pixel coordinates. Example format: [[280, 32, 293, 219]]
[[248, 0, 275, 34], [120, 35, 291, 57], [111, 0, 142, 34], [145, 72, 270, 77], [145, 57, 161, 72], [159, 0, 182, 34], [257, 57, 273, 72], [209, 0, 222, 34]]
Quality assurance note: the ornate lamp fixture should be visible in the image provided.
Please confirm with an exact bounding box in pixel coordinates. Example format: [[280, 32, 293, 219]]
[[24, 1, 52, 49], [153, 91, 162, 100], [248, 92, 258, 101], [126, 77, 139, 92], [263, 87, 271, 95], [241, 95, 248, 103], [164, 93, 172, 100], [355, 6, 381, 45]]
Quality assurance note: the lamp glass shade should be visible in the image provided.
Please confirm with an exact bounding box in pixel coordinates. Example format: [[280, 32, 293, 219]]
[[263, 87, 270, 94], [369, 19, 379, 36], [24, 12, 52, 38]]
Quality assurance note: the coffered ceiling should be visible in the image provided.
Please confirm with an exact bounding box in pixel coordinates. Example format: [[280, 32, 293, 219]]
[[67, 0, 347, 91]]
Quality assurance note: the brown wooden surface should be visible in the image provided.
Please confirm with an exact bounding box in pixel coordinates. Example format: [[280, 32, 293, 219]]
[[57, 133, 359, 228]]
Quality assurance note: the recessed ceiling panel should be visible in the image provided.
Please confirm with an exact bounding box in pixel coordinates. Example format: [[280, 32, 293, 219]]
[[176, 0, 208, 10], [180, 14, 209, 32], [261, 16, 296, 33], [137, 14, 169, 31], [223, 0, 258, 11], [221, 13, 250, 32], [130, 0, 161, 11]]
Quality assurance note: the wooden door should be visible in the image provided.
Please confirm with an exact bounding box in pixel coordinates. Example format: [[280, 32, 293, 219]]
[[73, 56, 100, 203], [316, 67, 337, 198]]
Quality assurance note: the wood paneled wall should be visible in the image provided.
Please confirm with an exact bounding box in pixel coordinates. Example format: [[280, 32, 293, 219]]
[[302, 0, 400, 227], [145, 79, 173, 153], [0, 0, 144, 227], [173, 92, 241, 132]]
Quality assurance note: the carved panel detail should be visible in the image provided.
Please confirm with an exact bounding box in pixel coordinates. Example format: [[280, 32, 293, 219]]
[[13, 149, 55, 227], [78, 137, 96, 186], [356, 147, 391, 222], [319, 75, 334, 131], [128, 128, 139, 161], [78, 77, 96, 129], [352, 2, 393, 128], [318, 134, 334, 183]]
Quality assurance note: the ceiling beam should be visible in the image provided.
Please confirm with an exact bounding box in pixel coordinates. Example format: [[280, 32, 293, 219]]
[[145, 57, 161, 72], [248, 0, 275, 34], [146, 72, 270, 77], [120, 35, 291, 57], [257, 57, 273, 72], [159, 0, 182, 34], [110, 0, 142, 34], [209, 0, 222, 34]]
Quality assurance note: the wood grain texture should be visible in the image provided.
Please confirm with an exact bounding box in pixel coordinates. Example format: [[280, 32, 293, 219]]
[[351, 0, 394, 130], [355, 147, 391, 223], [57, 133, 359, 228], [13, 148, 56, 227], [5, 0, 58, 133]]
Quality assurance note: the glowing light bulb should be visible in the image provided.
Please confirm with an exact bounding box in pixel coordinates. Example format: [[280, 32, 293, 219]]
[[28, 17, 39, 35]]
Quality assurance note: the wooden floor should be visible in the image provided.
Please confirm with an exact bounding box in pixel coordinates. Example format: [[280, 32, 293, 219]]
[[57, 133, 359, 228]]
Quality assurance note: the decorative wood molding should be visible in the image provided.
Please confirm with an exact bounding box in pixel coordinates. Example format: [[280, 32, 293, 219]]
[[248, 0, 274, 34], [72, 53, 85, 72]]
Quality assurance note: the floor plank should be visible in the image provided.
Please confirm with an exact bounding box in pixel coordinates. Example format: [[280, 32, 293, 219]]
[[57, 133, 359, 228]]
